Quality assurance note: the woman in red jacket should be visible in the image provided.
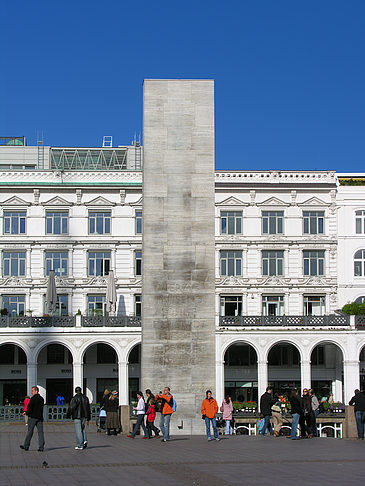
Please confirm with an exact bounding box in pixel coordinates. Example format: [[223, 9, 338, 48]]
[[146, 398, 160, 438]]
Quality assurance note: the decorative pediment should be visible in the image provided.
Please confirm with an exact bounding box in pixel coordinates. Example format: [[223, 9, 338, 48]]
[[257, 197, 289, 207], [1, 196, 30, 206], [42, 196, 72, 206], [298, 197, 328, 207], [85, 196, 115, 206], [130, 197, 142, 207], [216, 196, 247, 207], [82, 276, 107, 286]]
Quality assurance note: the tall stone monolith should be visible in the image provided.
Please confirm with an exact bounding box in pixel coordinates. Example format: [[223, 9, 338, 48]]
[[142, 79, 216, 434]]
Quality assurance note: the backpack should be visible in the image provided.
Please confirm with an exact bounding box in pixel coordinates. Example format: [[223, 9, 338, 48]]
[[172, 398, 177, 412]]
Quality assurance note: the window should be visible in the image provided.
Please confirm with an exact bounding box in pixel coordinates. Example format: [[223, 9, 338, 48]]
[[3, 211, 26, 234], [355, 296, 365, 304], [356, 210, 365, 234], [354, 250, 365, 277], [221, 211, 242, 235], [312, 346, 325, 366], [269, 345, 300, 366], [262, 211, 284, 235], [3, 252, 26, 277], [88, 252, 111, 276], [1, 295, 25, 316], [88, 295, 106, 316], [262, 251, 284, 276], [135, 251, 142, 276], [47, 344, 72, 364], [97, 344, 117, 364], [220, 251, 242, 276], [45, 252, 68, 276], [135, 211, 142, 235], [220, 296, 242, 316], [303, 250, 325, 276], [135, 294, 142, 316], [89, 212, 111, 235], [303, 211, 324, 235], [262, 296, 284, 316], [46, 211, 68, 234], [304, 296, 326, 316], [54, 295, 68, 316], [225, 345, 256, 366]]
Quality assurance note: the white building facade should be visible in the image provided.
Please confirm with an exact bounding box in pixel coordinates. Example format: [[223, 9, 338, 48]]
[[0, 141, 364, 410]]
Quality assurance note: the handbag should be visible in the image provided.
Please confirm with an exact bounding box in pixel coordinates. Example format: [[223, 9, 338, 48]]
[[271, 404, 281, 413]]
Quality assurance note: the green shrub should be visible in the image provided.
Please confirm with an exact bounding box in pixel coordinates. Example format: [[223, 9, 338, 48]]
[[342, 302, 365, 315]]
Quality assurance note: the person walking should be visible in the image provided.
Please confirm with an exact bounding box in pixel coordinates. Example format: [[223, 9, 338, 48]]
[[104, 391, 120, 436], [220, 395, 234, 435], [259, 386, 275, 436], [349, 389, 365, 439], [22, 395, 30, 426], [289, 389, 302, 440], [145, 389, 160, 436], [67, 386, 91, 450], [309, 389, 319, 437], [300, 388, 313, 438], [146, 397, 160, 438], [127, 391, 148, 439], [271, 395, 283, 437], [201, 390, 220, 441], [159, 387, 174, 442], [20, 386, 45, 451]]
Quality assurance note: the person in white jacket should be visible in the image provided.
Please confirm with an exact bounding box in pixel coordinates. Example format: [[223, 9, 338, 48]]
[[127, 392, 149, 439]]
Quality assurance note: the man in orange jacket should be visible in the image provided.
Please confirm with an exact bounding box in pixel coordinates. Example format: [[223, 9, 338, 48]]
[[158, 387, 174, 442], [201, 390, 220, 441]]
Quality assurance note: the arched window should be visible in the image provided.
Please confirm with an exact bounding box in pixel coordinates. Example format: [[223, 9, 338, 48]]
[[354, 250, 365, 276], [355, 296, 365, 304]]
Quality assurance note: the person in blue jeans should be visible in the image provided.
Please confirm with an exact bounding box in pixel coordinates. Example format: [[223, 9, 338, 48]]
[[289, 389, 302, 440], [349, 389, 365, 439], [201, 390, 220, 441], [259, 386, 275, 436], [67, 387, 91, 450]]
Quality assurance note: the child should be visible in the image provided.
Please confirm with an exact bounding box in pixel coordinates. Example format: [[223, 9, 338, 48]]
[[146, 398, 160, 438], [257, 412, 266, 435]]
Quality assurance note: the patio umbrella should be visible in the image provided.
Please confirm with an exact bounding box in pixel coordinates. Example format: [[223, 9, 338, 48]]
[[46, 270, 57, 314], [106, 270, 117, 314]]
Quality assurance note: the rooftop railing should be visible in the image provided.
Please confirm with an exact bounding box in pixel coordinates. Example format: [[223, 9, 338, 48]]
[[355, 315, 365, 330], [219, 315, 350, 327], [82, 316, 141, 327], [0, 315, 141, 328]]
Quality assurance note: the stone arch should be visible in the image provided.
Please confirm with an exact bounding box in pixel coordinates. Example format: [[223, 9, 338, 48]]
[[0, 339, 31, 362], [125, 338, 142, 363], [308, 338, 346, 361], [80, 338, 122, 363], [220, 337, 261, 363], [33, 339, 77, 363], [265, 338, 304, 363]]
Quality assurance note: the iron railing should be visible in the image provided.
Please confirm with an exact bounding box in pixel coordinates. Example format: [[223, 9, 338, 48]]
[[0, 404, 101, 422], [355, 315, 365, 330], [219, 315, 350, 327], [82, 316, 141, 327], [0, 316, 76, 328]]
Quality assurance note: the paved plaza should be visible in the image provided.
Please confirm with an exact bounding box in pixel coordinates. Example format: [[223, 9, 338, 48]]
[[0, 423, 364, 486]]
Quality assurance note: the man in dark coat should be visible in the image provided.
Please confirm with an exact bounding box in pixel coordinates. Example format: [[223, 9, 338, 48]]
[[20, 386, 45, 451], [349, 389, 365, 439], [259, 386, 275, 436], [67, 387, 91, 450]]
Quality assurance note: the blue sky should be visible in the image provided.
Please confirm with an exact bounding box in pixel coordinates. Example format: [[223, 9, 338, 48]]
[[1, 1, 364, 171]]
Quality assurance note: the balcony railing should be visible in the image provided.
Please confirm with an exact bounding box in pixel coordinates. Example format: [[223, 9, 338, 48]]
[[0, 315, 141, 328], [219, 315, 350, 327], [355, 315, 365, 330], [0, 316, 76, 327], [82, 316, 141, 327]]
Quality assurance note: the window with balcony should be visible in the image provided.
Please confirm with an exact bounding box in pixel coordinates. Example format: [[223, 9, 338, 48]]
[[354, 249, 365, 277], [262, 295, 284, 316], [356, 210, 365, 234], [262, 211, 284, 235], [3, 252, 26, 277], [3, 211, 26, 234], [135, 211, 143, 235], [220, 295, 242, 316], [1, 295, 25, 316], [304, 295, 326, 316], [135, 294, 142, 316], [135, 251, 142, 276], [303, 211, 324, 235], [45, 251, 68, 276], [88, 252, 111, 276], [303, 250, 325, 276], [89, 211, 111, 235], [262, 251, 284, 276], [88, 295, 106, 316], [220, 251, 242, 276], [221, 211, 242, 235], [46, 211, 68, 234]]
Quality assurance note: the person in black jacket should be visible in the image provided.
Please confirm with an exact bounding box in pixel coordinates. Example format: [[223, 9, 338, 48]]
[[67, 387, 91, 450], [20, 386, 45, 451], [289, 389, 303, 440], [259, 386, 275, 436], [349, 389, 365, 439]]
